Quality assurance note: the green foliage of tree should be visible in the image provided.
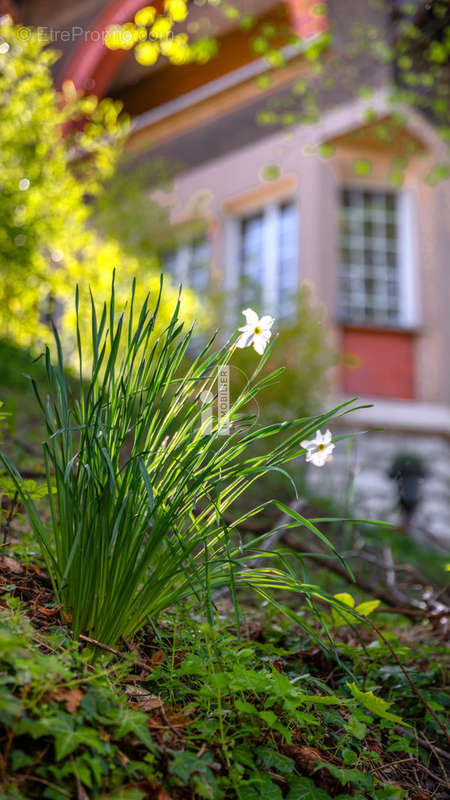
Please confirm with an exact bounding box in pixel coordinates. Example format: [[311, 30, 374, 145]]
[[0, 21, 198, 351], [251, 1, 450, 182], [105, 0, 218, 66], [115, 2, 449, 183], [93, 156, 180, 266]]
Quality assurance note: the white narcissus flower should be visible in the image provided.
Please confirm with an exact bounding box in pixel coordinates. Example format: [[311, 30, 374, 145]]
[[236, 308, 274, 355], [301, 429, 335, 467]]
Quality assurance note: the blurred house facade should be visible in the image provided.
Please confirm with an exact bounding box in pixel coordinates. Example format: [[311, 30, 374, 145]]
[[8, 0, 450, 543]]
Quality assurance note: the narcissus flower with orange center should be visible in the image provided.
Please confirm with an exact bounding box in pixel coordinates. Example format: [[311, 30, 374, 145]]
[[301, 429, 335, 467], [236, 308, 274, 355]]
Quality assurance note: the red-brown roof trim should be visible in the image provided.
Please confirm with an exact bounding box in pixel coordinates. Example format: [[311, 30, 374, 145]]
[[57, 0, 328, 97]]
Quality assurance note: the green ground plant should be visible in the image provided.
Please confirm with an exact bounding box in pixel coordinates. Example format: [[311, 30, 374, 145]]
[[0, 599, 448, 799], [0, 604, 158, 800]]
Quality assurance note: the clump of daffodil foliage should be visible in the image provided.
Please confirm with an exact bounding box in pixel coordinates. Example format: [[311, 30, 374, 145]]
[[0, 20, 200, 350], [0, 274, 364, 647]]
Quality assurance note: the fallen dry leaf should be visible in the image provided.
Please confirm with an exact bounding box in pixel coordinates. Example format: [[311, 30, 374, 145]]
[[125, 687, 164, 711], [157, 789, 172, 800], [283, 744, 325, 775], [146, 706, 197, 729], [116, 748, 130, 767], [137, 694, 164, 712], [1, 556, 24, 574], [53, 688, 84, 713], [150, 649, 166, 667], [65, 688, 84, 713], [37, 605, 60, 617]]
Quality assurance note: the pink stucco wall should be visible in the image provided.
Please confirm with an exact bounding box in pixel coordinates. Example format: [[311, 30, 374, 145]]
[[154, 99, 449, 406]]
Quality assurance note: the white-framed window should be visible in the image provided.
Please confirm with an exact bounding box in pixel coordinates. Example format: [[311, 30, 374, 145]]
[[226, 200, 298, 319], [163, 237, 210, 291], [339, 187, 419, 326]]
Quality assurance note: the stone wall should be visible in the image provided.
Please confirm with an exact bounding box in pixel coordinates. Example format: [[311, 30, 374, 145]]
[[305, 428, 450, 549]]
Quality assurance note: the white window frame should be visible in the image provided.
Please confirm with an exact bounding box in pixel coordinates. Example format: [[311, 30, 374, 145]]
[[225, 199, 299, 321], [165, 238, 211, 290], [397, 188, 421, 327], [338, 184, 420, 327]]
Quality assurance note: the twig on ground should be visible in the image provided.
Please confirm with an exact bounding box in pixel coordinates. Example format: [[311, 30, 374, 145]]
[[342, 551, 421, 574], [20, 775, 71, 797], [213, 499, 306, 601], [216, 501, 446, 620], [368, 606, 449, 619], [368, 619, 450, 748], [383, 543, 397, 589], [5, 435, 42, 458], [2, 469, 46, 479], [394, 727, 450, 763], [1, 490, 18, 560], [78, 633, 150, 671], [373, 759, 450, 793], [159, 705, 183, 739], [283, 532, 429, 617]]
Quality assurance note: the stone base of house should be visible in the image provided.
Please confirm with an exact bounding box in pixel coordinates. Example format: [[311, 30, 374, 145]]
[[305, 400, 450, 548]]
